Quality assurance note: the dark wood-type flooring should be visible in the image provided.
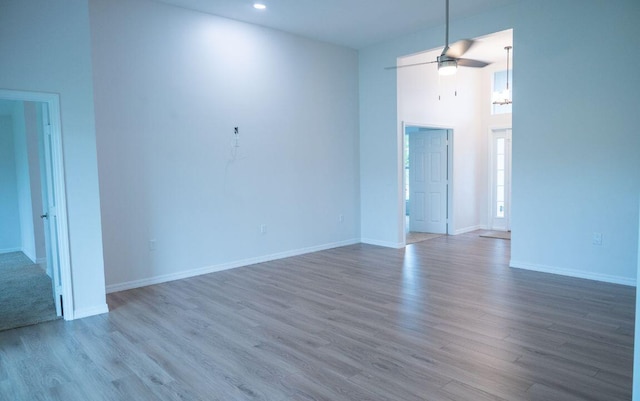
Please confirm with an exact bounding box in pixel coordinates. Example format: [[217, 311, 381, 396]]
[[0, 232, 635, 400]]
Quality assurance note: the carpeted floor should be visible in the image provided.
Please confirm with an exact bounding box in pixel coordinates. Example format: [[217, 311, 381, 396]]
[[480, 230, 511, 240], [0, 252, 59, 332]]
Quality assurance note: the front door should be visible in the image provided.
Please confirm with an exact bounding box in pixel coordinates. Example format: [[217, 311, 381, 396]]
[[409, 129, 448, 234], [490, 128, 512, 231]]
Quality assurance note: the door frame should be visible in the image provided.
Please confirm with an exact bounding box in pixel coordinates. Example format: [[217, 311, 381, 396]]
[[0, 89, 74, 320], [488, 126, 512, 231], [401, 121, 454, 244]]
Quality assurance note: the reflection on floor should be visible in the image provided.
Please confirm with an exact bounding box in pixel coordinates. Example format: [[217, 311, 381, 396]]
[[0, 252, 59, 332], [479, 230, 511, 240]]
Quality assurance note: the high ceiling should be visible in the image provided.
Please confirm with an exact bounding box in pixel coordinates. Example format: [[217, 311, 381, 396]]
[[154, 0, 521, 49]]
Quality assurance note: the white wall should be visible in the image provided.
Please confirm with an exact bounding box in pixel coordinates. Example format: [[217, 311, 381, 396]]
[[0, 114, 21, 252], [11, 102, 37, 262], [398, 49, 487, 235], [89, 0, 360, 290], [24, 102, 46, 263], [360, 0, 640, 284], [510, 0, 640, 284], [0, 1, 107, 317]]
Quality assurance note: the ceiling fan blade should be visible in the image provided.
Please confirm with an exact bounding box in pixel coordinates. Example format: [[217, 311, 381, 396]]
[[384, 60, 438, 70], [457, 58, 490, 68], [444, 39, 474, 58]]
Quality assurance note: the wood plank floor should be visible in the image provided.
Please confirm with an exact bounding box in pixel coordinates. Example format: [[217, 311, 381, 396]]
[[0, 232, 635, 400]]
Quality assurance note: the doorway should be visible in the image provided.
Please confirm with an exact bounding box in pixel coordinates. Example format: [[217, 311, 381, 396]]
[[489, 128, 512, 231], [0, 89, 73, 326], [404, 124, 452, 243]]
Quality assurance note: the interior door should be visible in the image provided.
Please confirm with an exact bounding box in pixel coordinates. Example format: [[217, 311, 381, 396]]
[[40, 104, 63, 316], [490, 128, 512, 231], [409, 129, 448, 234]]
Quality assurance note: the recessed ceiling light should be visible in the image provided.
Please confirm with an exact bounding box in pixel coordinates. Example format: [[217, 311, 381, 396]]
[[253, 3, 266, 10]]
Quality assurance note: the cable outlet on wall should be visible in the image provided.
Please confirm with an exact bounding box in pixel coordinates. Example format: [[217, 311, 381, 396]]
[[149, 239, 157, 251], [260, 224, 267, 234], [592, 232, 603, 246]]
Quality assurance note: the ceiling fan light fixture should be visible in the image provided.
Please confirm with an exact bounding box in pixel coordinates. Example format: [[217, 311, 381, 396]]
[[438, 59, 457, 76]]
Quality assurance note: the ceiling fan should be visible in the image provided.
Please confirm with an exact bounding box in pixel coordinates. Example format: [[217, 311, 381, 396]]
[[386, 0, 490, 74]]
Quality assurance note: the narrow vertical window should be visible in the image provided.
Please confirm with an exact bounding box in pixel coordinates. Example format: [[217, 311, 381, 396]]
[[496, 138, 505, 218], [492, 70, 513, 115]]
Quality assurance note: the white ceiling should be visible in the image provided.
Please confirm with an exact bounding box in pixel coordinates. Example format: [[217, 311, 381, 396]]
[[154, 0, 521, 49]]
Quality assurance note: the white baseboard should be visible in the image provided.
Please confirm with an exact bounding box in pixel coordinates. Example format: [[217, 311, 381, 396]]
[[36, 258, 47, 272], [510, 260, 636, 287], [22, 249, 37, 263], [0, 247, 21, 254], [360, 238, 404, 249], [453, 225, 488, 235], [71, 303, 110, 320], [106, 238, 361, 294]]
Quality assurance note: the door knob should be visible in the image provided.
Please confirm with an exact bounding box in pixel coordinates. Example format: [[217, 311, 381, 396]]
[[40, 213, 48, 219]]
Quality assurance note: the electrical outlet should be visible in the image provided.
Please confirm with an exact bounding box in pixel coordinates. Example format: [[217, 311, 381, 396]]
[[260, 224, 267, 234], [149, 239, 157, 251], [592, 232, 603, 246], [339, 214, 344, 223]]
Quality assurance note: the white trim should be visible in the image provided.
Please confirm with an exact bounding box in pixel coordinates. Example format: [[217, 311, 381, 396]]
[[403, 121, 452, 130], [0, 89, 57, 102], [106, 238, 361, 294], [0, 89, 74, 320], [453, 225, 488, 235], [46, 98, 74, 320], [510, 260, 636, 287], [73, 304, 109, 320], [361, 238, 405, 249], [22, 248, 37, 264], [398, 122, 407, 243], [633, 195, 640, 398], [0, 247, 22, 254]]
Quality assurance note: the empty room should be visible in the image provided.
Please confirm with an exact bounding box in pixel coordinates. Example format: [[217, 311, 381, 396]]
[[1, 0, 639, 400]]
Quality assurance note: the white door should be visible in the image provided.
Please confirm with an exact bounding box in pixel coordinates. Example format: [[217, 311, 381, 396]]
[[490, 128, 512, 231], [409, 129, 448, 233], [41, 105, 63, 316]]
